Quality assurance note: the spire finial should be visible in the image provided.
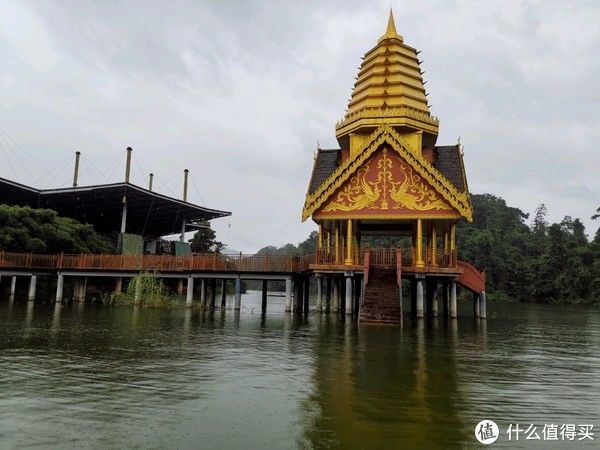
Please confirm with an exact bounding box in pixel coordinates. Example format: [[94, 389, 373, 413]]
[[386, 8, 397, 37]]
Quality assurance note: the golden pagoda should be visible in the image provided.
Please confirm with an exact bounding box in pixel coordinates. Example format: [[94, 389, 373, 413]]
[[302, 11, 484, 323]]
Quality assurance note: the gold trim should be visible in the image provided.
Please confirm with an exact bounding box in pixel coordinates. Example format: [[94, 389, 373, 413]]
[[302, 125, 473, 221], [313, 213, 462, 220]]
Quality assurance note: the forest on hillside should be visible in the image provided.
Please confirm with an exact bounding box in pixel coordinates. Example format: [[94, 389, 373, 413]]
[[258, 194, 600, 304]]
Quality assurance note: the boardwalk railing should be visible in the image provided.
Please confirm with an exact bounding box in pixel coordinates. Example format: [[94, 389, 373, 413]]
[[0, 251, 308, 273]]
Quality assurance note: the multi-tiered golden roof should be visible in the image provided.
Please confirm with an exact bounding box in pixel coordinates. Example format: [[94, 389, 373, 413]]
[[336, 11, 439, 157]]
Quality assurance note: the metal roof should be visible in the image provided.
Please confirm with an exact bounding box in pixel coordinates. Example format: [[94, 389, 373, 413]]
[[0, 177, 230, 237]]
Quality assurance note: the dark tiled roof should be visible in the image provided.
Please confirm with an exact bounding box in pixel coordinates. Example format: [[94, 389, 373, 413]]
[[307, 149, 340, 195], [306, 145, 468, 197], [434, 145, 467, 192]]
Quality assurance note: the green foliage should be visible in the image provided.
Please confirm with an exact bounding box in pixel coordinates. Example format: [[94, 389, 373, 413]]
[[457, 194, 599, 304], [256, 231, 318, 257], [0, 204, 114, 253], [189, 221, 224, 253], [125, 272, 180, 308]]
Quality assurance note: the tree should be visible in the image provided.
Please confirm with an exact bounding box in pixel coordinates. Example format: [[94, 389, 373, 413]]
[[532, 203, 548, 234], [0, 204, 113, 253], [188, 221, 224, 253]]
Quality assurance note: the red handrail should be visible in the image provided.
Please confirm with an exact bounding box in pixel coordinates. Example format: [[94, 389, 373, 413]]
[[395, 247, 402, 286], [363, 248, 371, 286], [0, 251, 308, 273]]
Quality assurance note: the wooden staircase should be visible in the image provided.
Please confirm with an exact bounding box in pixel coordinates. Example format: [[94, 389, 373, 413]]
[[359, 248, 403, 324]]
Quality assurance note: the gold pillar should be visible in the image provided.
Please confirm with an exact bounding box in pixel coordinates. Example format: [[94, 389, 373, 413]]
[[345, 219, 353, 265], [450, 222, 456, 267], [334, 222, 340, 263], [318, 223, 323, 249], [326, 229, 331, 258], [431, 222, 438, 267], [416, 218, 424, 268]]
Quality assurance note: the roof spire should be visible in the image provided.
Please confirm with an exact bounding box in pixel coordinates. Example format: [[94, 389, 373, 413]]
[[386, 8, 396, 37], [379, 8, 402, 42]]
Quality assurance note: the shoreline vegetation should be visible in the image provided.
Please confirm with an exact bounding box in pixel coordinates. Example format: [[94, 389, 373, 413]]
[[1, 194, 599, 305]]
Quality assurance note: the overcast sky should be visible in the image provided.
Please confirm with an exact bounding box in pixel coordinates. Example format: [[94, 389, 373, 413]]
[[1, 0, 599, 251]]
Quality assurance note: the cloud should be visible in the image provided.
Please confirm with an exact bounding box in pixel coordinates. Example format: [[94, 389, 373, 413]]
[[0, 0, 599, 250]]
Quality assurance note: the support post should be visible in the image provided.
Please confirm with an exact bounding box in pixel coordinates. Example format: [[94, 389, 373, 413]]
[[473, 292, 480, 318], [177, 279, 184, 295], [345, 219, 354, 265], [415, 278, 424, 318], [148, 173, 154, 191], [115, 277, 122, 294], [479, 291, 487, 319], [334, 222, 340, 263], [442, 282, 449, 317], [261, 280, 268, 313], [332, 278, 339, 313], [56, 274, 64, 303], [345, 275, 353, 315], [285, 278, 292, 312], [449, 281, 457, 318], [221, 279, 227, 308], [293, 277, 303, 312], [10, 276, 16, 300], [186, 276, 194, 307], [416, 219, 424, 267], [324, 277, 331, 312], [303, 277, 310, 312], [431, 223, 438, 266], [28, 275, 37, 302], [234, 277, 241, 310], [200, 279, 206, 305], [316, 276, 323, 313], [426, 280, 438, 317], [209, 279, 216, 308]]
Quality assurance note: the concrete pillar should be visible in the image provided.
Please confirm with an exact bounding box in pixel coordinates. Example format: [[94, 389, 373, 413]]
[[415, 279, 424, 318], [303, 277, 310, 312], [426, 280, 438, 317], [186, 277, 194, 307], [56, 274, 64, 303], [332, 278, 339, 313], [221, 279, 227, 308], [325, 277, 331, 312], [234, 277, 241, 310], [209, 279, 216, 308], [115, 277, 123, 293], [177, 279, 184, 295], [200, 279, 206, 305], [316, 276, 323, 312], [261, 280, 268, 313], [285, 278, 292, 312], [345, 276, 353, 315], [293, 277, 303, 312], [10, 276, 16, 300], [442, 282, 449, 317], [28, 275, 37, 302], [473, 292, 480, 318], [479, 291, 487, 319], [449, 281, 457, 318]]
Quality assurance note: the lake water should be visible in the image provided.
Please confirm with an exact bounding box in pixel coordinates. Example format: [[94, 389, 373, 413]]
[[1, 293, 599, 449]]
